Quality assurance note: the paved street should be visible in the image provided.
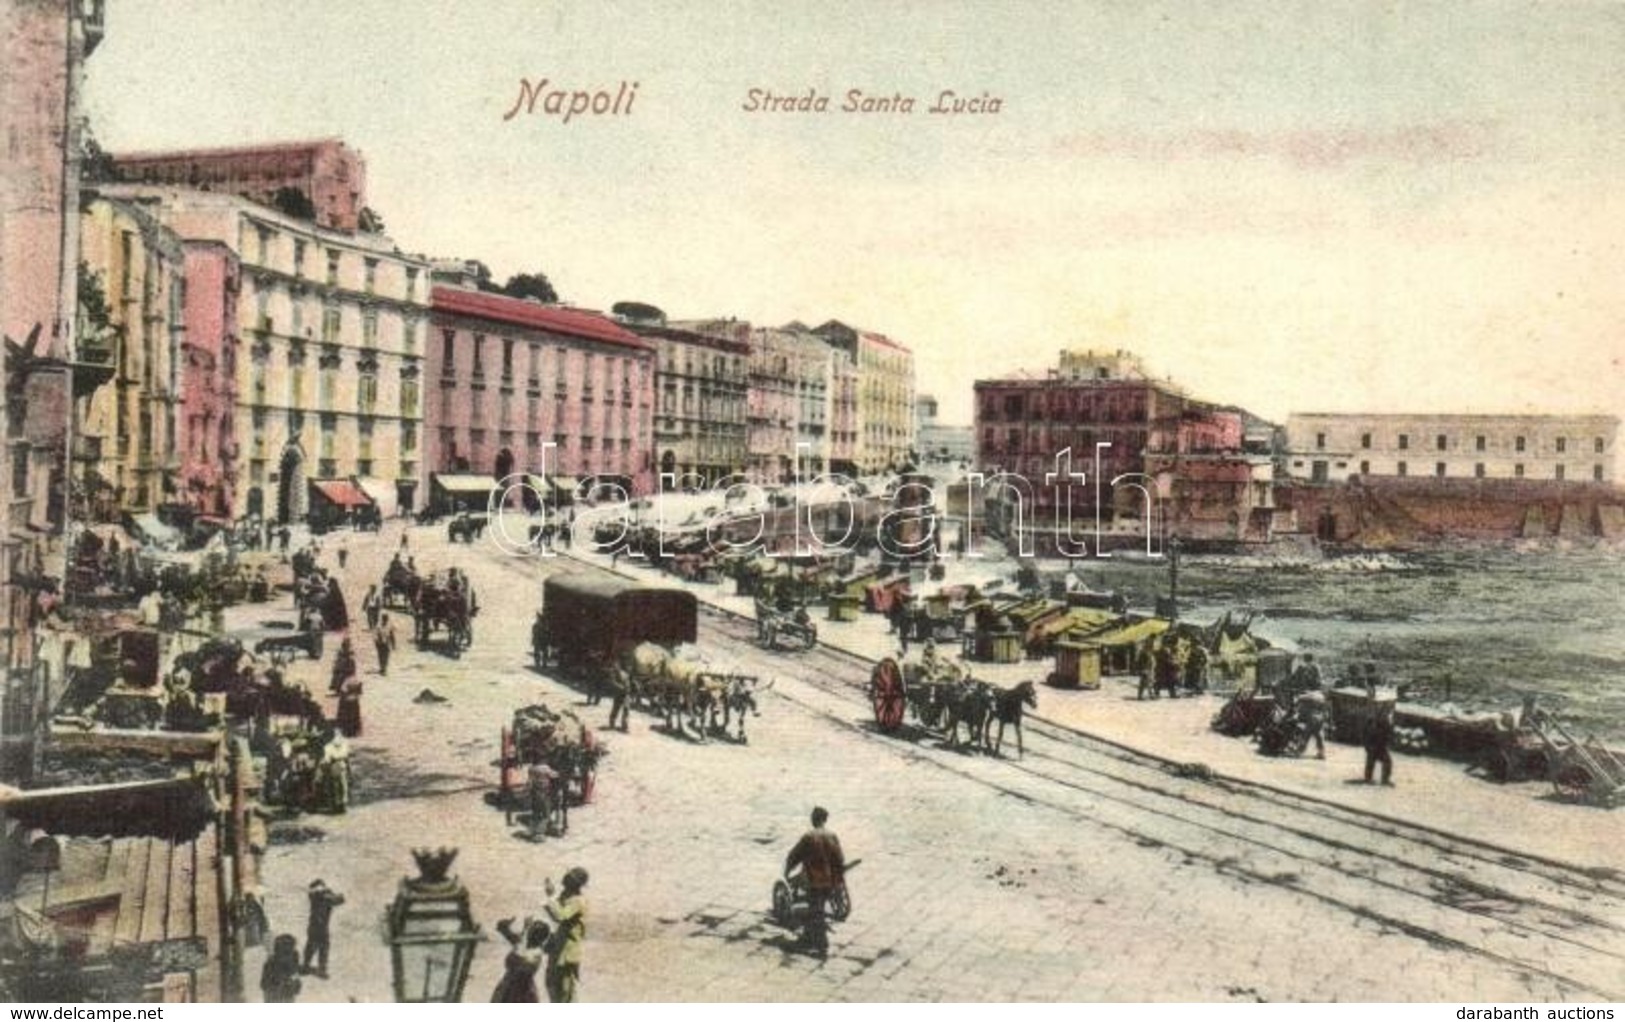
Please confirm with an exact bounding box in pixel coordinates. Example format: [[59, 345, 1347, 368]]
[[242, 520, 1625, 1002]]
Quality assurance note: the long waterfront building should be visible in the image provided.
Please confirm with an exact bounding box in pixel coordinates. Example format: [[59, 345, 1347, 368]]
[[1284, 412, 1619, 485]]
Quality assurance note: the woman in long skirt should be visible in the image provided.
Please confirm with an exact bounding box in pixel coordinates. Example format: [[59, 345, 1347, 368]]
[[336, 677, 363, 737]]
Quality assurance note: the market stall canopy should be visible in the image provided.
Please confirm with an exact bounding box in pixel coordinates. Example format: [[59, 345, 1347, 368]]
[[0, 776, 216, 842], [1076, 617, 1171, 650], [310, 478, 375, 508], [124, 512, 180, 550]]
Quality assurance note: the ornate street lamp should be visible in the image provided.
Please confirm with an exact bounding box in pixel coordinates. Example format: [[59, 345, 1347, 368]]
[[385, 847, 482, 1002]]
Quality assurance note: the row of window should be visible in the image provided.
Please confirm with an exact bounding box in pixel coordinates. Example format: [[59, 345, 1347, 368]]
[[246, 457, 417, 485], [442, 330, 649, 390], [251, 282, 423, 353], [982, 392, 1153, 423], [250, 223, 422, 301], [660, 347, 747, 381], [1317, 460, 1607, 481], [1317, 432, 1607, 455], [248, 364, 418, 418], [440, 388, 641, 436]]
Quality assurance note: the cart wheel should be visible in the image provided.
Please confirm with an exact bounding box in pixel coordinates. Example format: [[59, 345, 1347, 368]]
[[1481, 748, 1513, 783], [829, 884, 852, 923], [771, 880, 794, 925], [871, 658, 906, 732], [1554, 764, 1593, 802]]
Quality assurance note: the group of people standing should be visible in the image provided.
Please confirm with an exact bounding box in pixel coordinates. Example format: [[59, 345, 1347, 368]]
[[1136, 633, 1210, 700], [490, 867, 591, 1003]]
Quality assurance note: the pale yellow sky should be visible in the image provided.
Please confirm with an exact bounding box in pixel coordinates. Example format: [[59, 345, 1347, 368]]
[[84, 0, 1625, 434]]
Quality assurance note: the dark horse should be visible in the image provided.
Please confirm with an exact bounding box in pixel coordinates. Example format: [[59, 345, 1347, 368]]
[[943, 680, 996, 753], [989, 680, 1038, 758]]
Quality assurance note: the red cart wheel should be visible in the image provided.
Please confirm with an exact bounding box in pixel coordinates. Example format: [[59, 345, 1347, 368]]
[[871, 657, 906, 732]]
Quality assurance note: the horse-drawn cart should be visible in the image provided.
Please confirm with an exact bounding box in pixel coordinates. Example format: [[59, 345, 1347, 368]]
[[381, 559, 420, 611], [447, 512, 489, 544], [496, 703, 604, 835], [755, 598, 818, 651], [869, 655, 968, 733], [413, 570, 476, 651], [868, 653, 1037, 755]]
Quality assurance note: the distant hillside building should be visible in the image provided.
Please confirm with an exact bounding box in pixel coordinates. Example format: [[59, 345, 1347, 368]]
[[109, 138, 367, 232], [1284, 413, 1619, 485]]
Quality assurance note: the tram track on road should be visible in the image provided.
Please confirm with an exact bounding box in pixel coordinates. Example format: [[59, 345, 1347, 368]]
[[490, 550, 1624, 999], [691, 600, 1625, 1000]]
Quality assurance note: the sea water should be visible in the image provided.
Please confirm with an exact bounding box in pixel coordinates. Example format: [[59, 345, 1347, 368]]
[[1069, 544, 1625, 743]]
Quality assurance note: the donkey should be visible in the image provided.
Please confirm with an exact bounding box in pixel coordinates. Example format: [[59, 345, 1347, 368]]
[[990, 680, 1039, 758]]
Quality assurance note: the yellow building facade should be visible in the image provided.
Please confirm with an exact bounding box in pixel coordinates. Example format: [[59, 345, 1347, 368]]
[[98, 185, 433, 519]]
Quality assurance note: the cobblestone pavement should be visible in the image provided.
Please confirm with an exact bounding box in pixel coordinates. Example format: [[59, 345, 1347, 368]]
[[242, 522, 1625, 1002]]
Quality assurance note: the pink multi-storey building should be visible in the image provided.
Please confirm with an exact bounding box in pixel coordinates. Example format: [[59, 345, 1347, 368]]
[[0, 0, 103, 782], [427, 286, 656, 500], [179, 242, 240, 516]]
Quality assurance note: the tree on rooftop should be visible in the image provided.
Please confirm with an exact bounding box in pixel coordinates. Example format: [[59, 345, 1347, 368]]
[[611, 301, 665, 324], [470, 261, 500, 293], [501, 272, 558, 304], [80, 127, 121, 183]]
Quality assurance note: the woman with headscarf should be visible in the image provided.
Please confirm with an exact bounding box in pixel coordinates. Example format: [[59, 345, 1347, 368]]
[[490, 917, 549, 1002], [336, 675, 364, 738], [322, 576, 348, 630]]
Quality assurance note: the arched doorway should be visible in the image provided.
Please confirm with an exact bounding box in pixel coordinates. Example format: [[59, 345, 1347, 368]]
[[277, 443, 307, 524], [494, 448, 515, 509]]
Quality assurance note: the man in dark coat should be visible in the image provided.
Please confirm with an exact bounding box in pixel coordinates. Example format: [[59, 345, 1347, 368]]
[[1363, 701, 1396, 785], [784, 806, 845, 957], [301, 879, 346, 978]]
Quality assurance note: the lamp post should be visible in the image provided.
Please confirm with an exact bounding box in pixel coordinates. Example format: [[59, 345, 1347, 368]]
[[1169, 534, 1182, 624], [384, 848, 482, 1003]]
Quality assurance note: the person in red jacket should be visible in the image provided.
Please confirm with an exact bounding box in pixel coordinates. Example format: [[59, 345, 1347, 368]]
[[784, 807, 845, 957]]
